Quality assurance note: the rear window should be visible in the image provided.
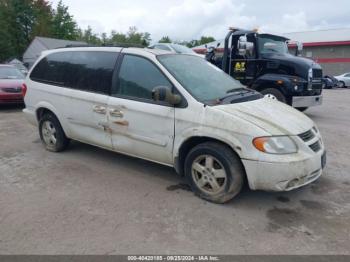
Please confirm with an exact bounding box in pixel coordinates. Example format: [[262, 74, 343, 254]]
[[0, 67, 24, 79], [30, 51, 118, 94]]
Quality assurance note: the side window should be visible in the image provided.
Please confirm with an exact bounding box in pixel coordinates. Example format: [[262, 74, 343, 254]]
[[114, 55, 172, 101], [66, 51, 118, 94], [30, 52, 71, 85]]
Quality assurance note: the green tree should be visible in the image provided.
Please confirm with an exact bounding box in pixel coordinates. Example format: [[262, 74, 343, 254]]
[[199, 36, 215, 45], [126, 26, 151, 46], [159, 36, 171, 43], [185, 36, 216, 48], [0, 0, 36, 61], [110, 30, 127, 44], [79, 26, 101, 45], [51, 0, 78, 40], [31, 0, 53, 37]]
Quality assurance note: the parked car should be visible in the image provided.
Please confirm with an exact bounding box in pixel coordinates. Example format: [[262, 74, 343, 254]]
[[334, 73, 350, 88], [23, 47, 326, 203], [149, 43, 203, 57], [323, 75, 339, 89], [0, 65, 26, 104], [7, 59, 29, 75]]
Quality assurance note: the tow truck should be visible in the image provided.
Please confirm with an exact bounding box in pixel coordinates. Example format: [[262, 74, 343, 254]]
[[203, 28, 323, 111]]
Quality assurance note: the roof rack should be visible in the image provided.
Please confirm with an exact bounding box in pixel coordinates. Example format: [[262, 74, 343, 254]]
[[60, 42, 146, 49]]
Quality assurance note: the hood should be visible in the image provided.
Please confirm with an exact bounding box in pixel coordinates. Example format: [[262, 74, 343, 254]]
[[215, 97, 314, 135], [0, 79, 24, 89], [261, 52, 321, 79]]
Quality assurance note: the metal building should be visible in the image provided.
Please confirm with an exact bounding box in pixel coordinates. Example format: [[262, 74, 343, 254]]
[[23, 37, 87, 68], [283, 28, 350, 76]]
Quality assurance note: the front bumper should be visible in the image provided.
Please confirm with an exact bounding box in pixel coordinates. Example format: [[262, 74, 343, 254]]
[[242, 150, 326, 191], [292, 95, 322, 108]]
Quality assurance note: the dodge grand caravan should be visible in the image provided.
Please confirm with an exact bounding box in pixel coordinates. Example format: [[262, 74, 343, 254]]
[[23, 47, 326, 203]]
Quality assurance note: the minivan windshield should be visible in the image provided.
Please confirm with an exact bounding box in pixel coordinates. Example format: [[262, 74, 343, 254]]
[[157, 54, 247, 103]]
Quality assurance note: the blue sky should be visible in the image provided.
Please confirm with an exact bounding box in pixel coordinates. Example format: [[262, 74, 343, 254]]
[[51, 0, 350, 42]]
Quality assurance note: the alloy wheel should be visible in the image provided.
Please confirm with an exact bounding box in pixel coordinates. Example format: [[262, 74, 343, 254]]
[[191, 155, 227, 195], [41, 120, 57, 147]]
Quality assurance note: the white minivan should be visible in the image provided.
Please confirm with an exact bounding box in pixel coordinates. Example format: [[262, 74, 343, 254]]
[[23, 47, 326, 203]]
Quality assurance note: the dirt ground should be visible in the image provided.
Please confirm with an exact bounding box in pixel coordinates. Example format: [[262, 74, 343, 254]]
[[0, 89, 349, 255]]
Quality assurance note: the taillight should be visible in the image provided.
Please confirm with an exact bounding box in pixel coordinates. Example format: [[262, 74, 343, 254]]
[[22, 83, 27, 97]]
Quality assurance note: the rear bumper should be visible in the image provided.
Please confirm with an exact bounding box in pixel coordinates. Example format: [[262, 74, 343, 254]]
[[242, 150, 325, 191], [292, 95, 322, 108], [0, 94, 23, 104], [23, 108, 37, 126]]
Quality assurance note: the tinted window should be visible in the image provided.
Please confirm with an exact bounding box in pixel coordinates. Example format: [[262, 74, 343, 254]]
[[30, 51, 118, 94], [30, 52, 71, 85], [66, 51, 118, 94], [114, 55, 171, 100]]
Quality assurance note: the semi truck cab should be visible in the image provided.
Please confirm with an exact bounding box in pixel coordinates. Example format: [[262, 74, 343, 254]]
[[213, 28, 324, 111]]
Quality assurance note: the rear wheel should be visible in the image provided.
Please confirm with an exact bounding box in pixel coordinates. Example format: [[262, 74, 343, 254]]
[[39, 113, 69, 152], [184, 142, 244, 204], [260, 88, 286, 103]]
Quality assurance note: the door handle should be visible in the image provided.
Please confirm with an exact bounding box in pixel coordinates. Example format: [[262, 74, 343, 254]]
[[109, 108, 124, 118], [93, 105, 106, 114]]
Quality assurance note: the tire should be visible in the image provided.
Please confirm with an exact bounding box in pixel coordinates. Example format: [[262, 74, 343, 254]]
[[39, 113, 69, 152], [184, 142, 244, 204], [339, 81, 346, 88], [260, 88, 286, 103], [296, 107, 308, 112]]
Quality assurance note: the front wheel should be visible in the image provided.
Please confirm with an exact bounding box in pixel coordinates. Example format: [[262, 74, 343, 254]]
[[260, 88, 286, 103], [339, 81, 346, 88], [184, 142, 244, 204]]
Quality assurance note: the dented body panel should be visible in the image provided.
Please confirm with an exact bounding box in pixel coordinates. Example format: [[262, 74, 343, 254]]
[[24, 47, 325, 193]]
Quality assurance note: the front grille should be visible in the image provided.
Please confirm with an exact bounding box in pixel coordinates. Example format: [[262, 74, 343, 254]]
[[309, 141, 321, 152], [2, 87, 22, 93], [298, 129, 315, 142], [313, 68, 323, 79]]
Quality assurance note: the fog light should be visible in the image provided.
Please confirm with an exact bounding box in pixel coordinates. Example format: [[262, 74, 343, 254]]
[[294, 85, 298, 91]]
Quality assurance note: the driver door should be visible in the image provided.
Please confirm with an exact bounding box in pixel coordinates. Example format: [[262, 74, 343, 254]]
[[108, 53, 175, 165], [230, 34, 257, 85]]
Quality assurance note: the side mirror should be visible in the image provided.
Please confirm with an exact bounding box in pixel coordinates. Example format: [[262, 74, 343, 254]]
[[152, 86, 182, 105], [216, 42, 220, 47], [238, 40, 254, 56], [296, 41, 303, 56]]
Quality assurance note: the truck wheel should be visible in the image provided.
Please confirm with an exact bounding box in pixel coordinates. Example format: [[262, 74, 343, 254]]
[[184, 142, 244, 204], [296, 107, 308, 112], [39, 113, 70, 152], [260, 88, 286, 103]]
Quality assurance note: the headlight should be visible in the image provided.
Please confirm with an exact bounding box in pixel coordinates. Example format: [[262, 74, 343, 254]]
[[253, 136, 298, 154]]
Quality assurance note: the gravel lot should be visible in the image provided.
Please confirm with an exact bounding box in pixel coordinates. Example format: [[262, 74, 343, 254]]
[[0, 89, 349, 255]]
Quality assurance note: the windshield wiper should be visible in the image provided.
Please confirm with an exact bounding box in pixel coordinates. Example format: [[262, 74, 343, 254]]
[[226, 87, 247, 94], [219, 88, 257, 102]]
